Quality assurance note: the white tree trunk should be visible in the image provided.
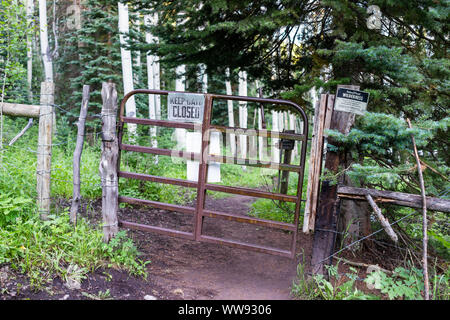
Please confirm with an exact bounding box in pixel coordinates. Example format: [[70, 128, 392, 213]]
[[118, 2, 137, 138], [238, 70, 248, 160], [289, 112, 297, 161], [258, 107, 264, 161], [144, 13, 160, 163], [198, 63, 208, 93], [26, 0, 34, 100], [174, 64, 187, 150], [225, 68, 236, 156], [271, 110, 280, 163], [38, 0, 53, 82]]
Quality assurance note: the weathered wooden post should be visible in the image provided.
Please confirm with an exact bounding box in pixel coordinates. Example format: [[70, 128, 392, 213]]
[[303, 94, 329, 232], [310, 85, 361, 276], [99, 82, 119, 242], [70, 85, 90, 225], [36, 81, 54, 218]]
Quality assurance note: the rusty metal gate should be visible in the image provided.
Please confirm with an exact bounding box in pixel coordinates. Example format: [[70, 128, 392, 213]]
[[117, 90, 308, 258]]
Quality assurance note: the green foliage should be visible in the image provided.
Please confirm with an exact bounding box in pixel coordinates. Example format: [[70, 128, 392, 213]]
[[0, 0, 31, 98], [292, 262, 379, 300], [365, 266, 450, 300], [0, 212, 148, 290], [365, 267, 424, 300], [0, 193, 32, 226]]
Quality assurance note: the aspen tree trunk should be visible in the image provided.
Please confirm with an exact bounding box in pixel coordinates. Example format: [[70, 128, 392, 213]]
[[238, 70, 248, 161], [271, 110, 280, 163], [289, 112, 297, 161], [38, 0, 53, 82], [174, 64, 187, 150], [26, 0, 34, 101], [144, 13, 160, 163], [118, 2, 137, 138], [225, 68, 236, 157], [198, 63, 208, 93], [257, 107, 264, 161]]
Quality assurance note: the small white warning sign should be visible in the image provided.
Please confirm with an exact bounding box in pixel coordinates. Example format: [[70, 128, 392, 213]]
[[334, 88, 369, 115], [168, 92, 205, 123]]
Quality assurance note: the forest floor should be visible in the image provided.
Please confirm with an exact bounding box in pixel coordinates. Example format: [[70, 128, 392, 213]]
[[0, 194, 388, 300]]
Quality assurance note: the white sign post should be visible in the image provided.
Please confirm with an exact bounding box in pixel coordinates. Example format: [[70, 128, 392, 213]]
[[334, 88, 369, 115]]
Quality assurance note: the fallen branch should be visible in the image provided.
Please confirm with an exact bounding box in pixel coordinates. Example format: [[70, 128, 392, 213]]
[[8, 118, 33, 146], [335, 257, 392, 275], [365, 194, 398, 243]]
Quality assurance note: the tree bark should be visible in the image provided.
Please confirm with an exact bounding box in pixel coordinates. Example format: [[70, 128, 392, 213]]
[[26, 0, 34, 101]]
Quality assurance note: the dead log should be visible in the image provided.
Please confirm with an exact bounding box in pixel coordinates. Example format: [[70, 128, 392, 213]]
[[99, 82, 119, 242], [337, 186, 450, 213], [365, 194, 398, 242], [70, 85, 90, 225], [8, 118, 33, 146]]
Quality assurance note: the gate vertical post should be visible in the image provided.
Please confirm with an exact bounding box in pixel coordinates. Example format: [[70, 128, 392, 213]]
[[99, 82, 119, 242], [36, 81, 54, 219], [194, 94, 213, 240]]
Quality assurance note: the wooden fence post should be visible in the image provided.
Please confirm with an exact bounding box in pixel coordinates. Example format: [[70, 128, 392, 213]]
[[310, 85, 359, 276], [36, 81, 54, 218], [70, 85, 90, 225], [99, 82, 119, 242]]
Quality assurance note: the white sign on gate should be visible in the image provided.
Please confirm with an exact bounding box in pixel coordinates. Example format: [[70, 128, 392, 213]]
[[168, 92, 205, 123]]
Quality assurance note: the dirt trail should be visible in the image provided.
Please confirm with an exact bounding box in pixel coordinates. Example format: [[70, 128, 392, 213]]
[[1, 195, 312, 300], [122, 194, 313, 300]]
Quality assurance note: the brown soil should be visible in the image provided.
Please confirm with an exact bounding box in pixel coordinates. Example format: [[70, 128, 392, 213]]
[[0, 193, 393, 300]]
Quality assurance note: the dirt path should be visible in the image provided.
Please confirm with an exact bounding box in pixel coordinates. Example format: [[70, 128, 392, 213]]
[[1, 195, 313, 300], [121, 194, 313, 300]]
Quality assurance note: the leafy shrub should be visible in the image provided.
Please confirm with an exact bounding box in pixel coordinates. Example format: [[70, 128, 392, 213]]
[[0, 212, 148, 289]]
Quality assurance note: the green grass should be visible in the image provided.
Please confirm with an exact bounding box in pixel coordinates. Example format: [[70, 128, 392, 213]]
[[0, 212, 148, 290]]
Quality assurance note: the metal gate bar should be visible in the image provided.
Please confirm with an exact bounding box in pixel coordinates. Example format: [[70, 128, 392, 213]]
[[117, 89, 308, 259]]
